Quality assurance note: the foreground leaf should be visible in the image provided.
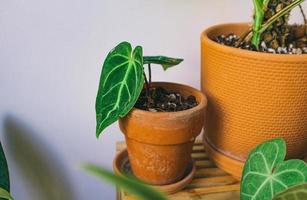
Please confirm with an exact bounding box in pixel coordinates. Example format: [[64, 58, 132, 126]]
[[95, 42, 144, 137], [143, 56, 183, 70], [0, 143, 10, 197], [0, 188, 13, 200], [240, 138, 307, 200], [83, 164, 167, 200], [273, 184, 307, 200]]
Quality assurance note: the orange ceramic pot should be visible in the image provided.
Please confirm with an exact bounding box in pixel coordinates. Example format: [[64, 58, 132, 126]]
[[119, 82, 207, 185], [201, 23, 307, 179]]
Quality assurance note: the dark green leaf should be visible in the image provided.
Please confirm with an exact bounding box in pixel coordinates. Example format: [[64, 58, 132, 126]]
[[143, 56, 183, 71], [0, 188, 13, 200], [95, 42, 144, 137], [83, 164, 167, 200], [0, 143, 9, 194], [273, 184, 307, 200], [240, 138, 307, 200]]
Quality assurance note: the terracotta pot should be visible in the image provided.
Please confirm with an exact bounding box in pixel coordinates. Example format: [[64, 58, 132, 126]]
[[201, 23, 307, 179], [119, 82, 207, 185]]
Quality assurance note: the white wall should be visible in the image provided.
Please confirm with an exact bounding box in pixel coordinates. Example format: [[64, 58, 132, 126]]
[[1, 0, 306, 199]]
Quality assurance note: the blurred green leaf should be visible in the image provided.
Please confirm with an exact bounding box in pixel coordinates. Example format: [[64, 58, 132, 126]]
[[0, 142, 10, 200], [273, 184, 307, 200], [0, 187, 12, 200], [143, 56, 183, 71], [83, 164, 167, 200]]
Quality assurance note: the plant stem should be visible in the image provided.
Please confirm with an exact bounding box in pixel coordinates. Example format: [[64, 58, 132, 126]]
[[236, 28, 252, 47], [143, 71, 150, 99], [299, 4, 307, 34], [251, 0, 271, 49], [259, 0, 305, 34], [148, 64, 152, 86]]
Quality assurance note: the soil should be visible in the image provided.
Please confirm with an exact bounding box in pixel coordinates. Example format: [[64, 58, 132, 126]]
[[135, 87, 198, 112], [214, 30, 307, 54]]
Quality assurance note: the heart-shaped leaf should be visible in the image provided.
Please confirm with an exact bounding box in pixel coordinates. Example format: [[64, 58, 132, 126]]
[[143, 56, 183, 70], [241, 138, 307, 200], [83, 164, 167, 200], [0, 142, 10, 199], [95, 42, 144, 137], [273, 183, 307, 200], [0, 188, 13, 200]]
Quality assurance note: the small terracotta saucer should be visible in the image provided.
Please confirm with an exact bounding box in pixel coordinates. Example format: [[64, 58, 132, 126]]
[[113, 149, 196, 195]]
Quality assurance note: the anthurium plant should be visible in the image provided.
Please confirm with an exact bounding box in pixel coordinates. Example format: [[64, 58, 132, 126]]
[[240, 138, 307, 200], [251, 0, 305, 49], [216, 0, 307, 53], [95, 42, 183, 137]]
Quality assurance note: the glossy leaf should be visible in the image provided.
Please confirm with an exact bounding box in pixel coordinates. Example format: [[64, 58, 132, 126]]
[[240, 138, 307, 200], [83, 164, 167, 200], [0, 188, 13, 200], [143, 56, 183, 71], [273, 184, 307, 200], [95, 42, 144, 137], [0, 142, 10, 198]]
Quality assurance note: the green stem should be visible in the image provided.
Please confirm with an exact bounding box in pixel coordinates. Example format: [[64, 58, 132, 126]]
[[143, 71, 150, 99], [252, 0, 305, 49], [251, 0, 270, 49], [148, 64, 152, 86], [259, 0, 305, 34]]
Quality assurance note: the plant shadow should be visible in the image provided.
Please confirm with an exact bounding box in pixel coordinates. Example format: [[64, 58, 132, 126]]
[[3, 115, 75, 200]]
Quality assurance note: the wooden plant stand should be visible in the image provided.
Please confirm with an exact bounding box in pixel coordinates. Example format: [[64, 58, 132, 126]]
[[116, 140, 240, 200]]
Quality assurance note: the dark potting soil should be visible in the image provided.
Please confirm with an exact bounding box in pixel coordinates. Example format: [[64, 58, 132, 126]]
[[214, 33, 307, 54], [135, 87, 198, 112]]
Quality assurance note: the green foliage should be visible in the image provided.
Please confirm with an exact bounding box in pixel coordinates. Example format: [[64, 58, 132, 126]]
[[273, 183, 307, 200], [95, 42, 144, 137], [0, 143, 10, 200], [143, 56, 183, 71], [240, 138, 307, 200], [0, 188, 13, 200], [95, 42, 183, 137], [251, 0, 305, 49], [83, 164, 167, 200]]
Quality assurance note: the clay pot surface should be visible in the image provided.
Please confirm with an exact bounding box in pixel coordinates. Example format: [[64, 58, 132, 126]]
[[113, 149, 196, 194], [201, 23, 307, 178], [119, 82, 207, 185]]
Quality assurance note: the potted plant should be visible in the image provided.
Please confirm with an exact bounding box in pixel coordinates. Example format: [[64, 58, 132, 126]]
[[201, 0, 307, 179], [95, 42, 207, 186]]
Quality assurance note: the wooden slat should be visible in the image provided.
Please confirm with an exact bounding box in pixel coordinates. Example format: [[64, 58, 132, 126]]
[[188, 176, 238, 188], [116, 140, 240, 200], [168, 185, 240, 200], [194, 168, 228, 178]]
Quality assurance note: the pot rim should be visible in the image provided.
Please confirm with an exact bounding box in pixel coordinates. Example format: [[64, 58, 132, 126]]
[[201, 22, 307, 61], [127, 82, 207, 117]]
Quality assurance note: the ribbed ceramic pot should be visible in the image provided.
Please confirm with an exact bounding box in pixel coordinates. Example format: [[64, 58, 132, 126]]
[[201, 23, 307, 179], [119, 82, 207, 185]]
